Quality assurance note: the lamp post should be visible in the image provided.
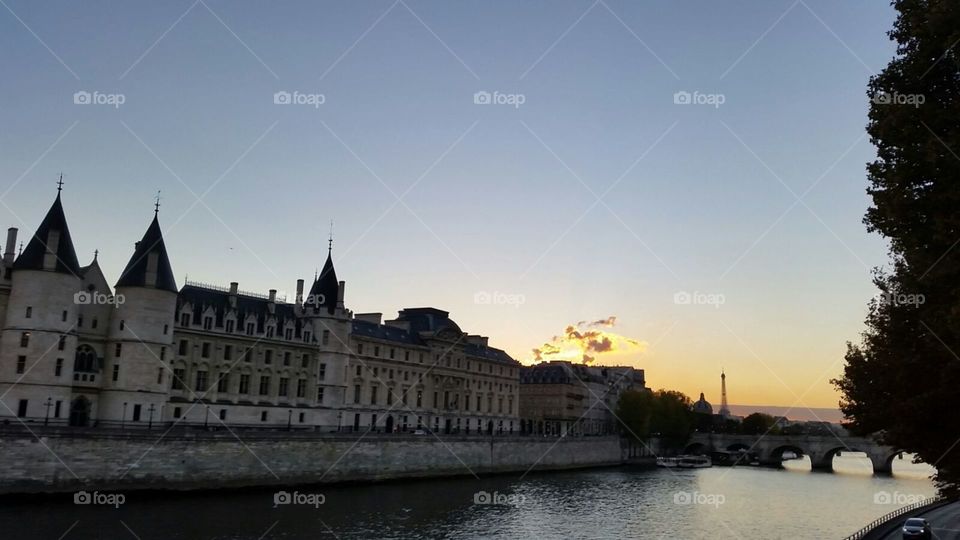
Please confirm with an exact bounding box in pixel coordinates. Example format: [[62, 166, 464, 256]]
[[337, 412, 342, 433], [43, 397, 53, 426], [147, 403, 155, 430], [120, 402, 128, 429], [287, 409, 292, 431], [204, 405, 210, 429]]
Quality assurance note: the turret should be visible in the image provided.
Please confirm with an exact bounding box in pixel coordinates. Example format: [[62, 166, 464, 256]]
[[0, 189, 81, 423], [98, 210, 178, 425]]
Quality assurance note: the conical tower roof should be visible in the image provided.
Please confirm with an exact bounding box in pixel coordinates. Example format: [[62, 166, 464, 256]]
[[116, 214, 177, 292], [306, 250, 339, 314], [13, 192, 81, 275]]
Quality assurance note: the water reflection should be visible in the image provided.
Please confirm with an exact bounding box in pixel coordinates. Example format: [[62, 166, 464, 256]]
[[0, 462, 937, 540]]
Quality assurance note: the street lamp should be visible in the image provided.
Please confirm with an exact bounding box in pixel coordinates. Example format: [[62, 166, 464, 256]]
[[337, 412, 342, 433], [147, 403, 155, 430], [43, 397, 53, 426], [204, 404, 210, 429], [287, 409, 292, 431], [121, 402, 128, 429]]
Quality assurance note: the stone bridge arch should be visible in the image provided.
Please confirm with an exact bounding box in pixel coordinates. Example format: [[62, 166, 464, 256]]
[[760, 444, 806, 468]]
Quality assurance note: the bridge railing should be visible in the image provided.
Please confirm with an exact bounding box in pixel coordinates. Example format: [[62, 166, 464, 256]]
[[842, 495, 945, 540]]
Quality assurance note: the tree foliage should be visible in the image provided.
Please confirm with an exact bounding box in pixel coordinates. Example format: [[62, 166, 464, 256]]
[[832, 0, 960, 495], [616, 389, 694, 449], [740, 413, 777, 435]]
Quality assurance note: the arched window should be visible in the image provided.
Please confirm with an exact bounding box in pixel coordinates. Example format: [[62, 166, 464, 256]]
[[73, 345, 98, 373]]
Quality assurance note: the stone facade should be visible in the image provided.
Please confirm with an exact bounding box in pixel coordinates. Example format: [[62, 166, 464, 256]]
[[0, 429, 622, 494], [0, 192, 522, 433], [519, 361, 646, 436]]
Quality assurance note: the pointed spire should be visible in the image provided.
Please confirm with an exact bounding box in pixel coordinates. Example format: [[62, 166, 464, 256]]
[[13, 190, 81, 275], [115, 213, 177, 292], [57, 173, 64, 193], [154, 190, 161, 216], [306, 242, 339, 315], [93, 249, 99, 261], [328, 219, 333, 254]]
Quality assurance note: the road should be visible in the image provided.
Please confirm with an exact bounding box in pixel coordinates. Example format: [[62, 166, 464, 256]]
[[875, 501, 960, 540]]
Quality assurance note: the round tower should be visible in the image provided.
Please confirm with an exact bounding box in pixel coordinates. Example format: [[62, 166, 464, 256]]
[[0, 190, 81, 423], [98, 212, 177, 426]]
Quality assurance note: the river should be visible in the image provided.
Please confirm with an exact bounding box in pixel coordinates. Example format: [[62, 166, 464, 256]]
[[0, 454, 936, 539]]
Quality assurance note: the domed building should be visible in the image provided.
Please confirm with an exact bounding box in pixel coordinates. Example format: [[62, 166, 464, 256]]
[[692, 392, 713, 415]]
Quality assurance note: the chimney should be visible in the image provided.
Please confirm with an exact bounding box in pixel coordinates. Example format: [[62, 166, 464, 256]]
[[296, 279, 304, 305], [3, 228, 17, 266], [337, 280, 345, 308], [268, 289, 277, 303], [229, 282, 238, 308]]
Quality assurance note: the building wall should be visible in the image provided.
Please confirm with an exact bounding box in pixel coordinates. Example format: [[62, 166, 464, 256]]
[[0, 431, 622, 494]]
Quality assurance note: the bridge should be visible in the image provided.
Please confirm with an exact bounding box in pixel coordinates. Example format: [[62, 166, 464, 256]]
[[685, 432, 903, 474]]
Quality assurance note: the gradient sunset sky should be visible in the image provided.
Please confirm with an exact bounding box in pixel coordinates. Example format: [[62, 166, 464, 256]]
[[0, 1, 898, 412]]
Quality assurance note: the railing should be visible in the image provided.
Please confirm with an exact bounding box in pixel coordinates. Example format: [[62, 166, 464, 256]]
[[184, 280, 287, 302], [842, 495, 946, 540]]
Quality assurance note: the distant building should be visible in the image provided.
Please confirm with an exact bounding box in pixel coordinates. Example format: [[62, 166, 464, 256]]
[[0, 190, 521, 433], [519, 361, 646, 436]]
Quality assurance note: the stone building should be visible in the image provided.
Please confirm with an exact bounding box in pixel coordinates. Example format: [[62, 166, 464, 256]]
[[0, 190, 521, 433], [519, 361, 646, 436]]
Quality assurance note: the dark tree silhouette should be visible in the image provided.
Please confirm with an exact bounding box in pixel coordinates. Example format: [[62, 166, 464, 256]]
[[833, 0, 960, 495]]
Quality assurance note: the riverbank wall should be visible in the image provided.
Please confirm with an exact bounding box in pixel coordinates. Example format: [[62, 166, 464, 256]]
[[0, 427, 623, 494]]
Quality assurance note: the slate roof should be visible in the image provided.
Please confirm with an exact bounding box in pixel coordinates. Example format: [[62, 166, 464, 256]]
[[353, 307, 519, 365], [177, 284, 304, 338], [12, 193, 81, 276], [116, 215, 177, 292], [306, 251, 339, 314]]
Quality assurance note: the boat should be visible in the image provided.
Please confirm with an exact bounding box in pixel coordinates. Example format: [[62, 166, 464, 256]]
[[655, 457, 679, 468], [677, 455, 712, 468]]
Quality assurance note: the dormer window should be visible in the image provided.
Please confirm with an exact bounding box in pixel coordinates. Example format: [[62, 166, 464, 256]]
[[181, 313, 191, 327], [203, 317, 213, 330], [226, 320, 235, 333], [285, 328, 293, 340], [246, 323, 255, 336], [266, 326, 275, 338], [303, 331, 312, 343]]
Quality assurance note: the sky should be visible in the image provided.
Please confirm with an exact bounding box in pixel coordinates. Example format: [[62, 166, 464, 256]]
[[0, 1, 899, 413]]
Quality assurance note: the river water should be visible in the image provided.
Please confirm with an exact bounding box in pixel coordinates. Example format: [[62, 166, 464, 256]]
[[0, 455, 936, 539]]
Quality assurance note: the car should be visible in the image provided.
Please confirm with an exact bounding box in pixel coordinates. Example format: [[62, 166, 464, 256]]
[[902, 517, 932, 540]]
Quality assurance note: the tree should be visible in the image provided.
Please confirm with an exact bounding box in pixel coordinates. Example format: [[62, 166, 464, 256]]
[[740, 413, 777, 436], [615, 389, 694, 449], [833, 0, 960, 495], [616, 389, 653, 440], [649, 390, 695, 449]]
